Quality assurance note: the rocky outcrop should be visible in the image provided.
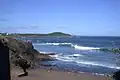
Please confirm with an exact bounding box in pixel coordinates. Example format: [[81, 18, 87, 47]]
[[112, 70, 120, 80], [99, 48, 120, 54], [0, 37, 53, 69]]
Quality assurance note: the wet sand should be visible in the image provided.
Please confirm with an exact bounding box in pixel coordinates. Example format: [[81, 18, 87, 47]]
[[11, 68, 111, 80]]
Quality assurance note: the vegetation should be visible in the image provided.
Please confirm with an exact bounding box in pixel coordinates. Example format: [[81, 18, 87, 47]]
[[46, 32, 71, 36], [18, 32, 71, 37], [0, 32, 71, 37]]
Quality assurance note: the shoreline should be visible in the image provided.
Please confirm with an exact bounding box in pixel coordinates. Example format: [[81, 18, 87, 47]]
[[11, 67, 110, 80], [38, 65, 112, 77], [17, 35, 72, 38], [38, 52, 117, 76]]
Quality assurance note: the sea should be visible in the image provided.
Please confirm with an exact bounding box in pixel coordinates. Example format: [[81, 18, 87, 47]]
[[18, 36, 120, 75]]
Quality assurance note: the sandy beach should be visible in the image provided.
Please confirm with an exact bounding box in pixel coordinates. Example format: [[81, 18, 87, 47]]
[[11, 68, 110, 80]]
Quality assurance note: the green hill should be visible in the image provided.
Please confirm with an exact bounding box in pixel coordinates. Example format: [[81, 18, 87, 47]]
[[17, 32, 72, 37], [46, 32, 71, 36]]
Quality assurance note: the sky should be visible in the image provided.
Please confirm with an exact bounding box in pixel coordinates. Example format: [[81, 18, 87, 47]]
[[0, 0, 120, 36]]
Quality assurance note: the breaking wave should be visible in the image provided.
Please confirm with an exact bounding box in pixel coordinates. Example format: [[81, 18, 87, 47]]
[[50, 54, 120, 70], [33, 43, 72, 46], [72, 45, 100, 50], [33, 42, 100, 50]]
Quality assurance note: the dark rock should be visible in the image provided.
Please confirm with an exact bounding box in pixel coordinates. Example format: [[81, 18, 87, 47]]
[[0, 37, 54, 72], [100, 48, 120, 54], [37, 54, 55, 61], [112, 70, 120, 80]]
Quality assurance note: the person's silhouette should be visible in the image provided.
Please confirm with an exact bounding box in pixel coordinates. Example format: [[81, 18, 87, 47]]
[[15, 56, 31, 77], [0, 39, 10, 80]]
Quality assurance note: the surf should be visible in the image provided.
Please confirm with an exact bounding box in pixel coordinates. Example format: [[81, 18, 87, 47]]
[[72, 44, 100, 50], [33, 42, 101, 51], [50, 54, 120, 70], [33, 42, 72, 46]]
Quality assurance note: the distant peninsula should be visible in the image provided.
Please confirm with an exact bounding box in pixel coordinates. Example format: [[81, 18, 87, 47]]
[[19, 32, 72, 37], [0, 32, 72, 37]]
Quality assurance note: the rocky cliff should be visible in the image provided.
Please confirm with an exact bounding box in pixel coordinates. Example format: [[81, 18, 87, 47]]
[[0, 37, 53, 69]]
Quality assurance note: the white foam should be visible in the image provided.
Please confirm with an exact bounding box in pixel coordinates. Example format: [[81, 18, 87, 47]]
[[33, 43, 46, 45], [34, 42, 100, 51], [92, 73, 105, 76], [69, 54, 83, 57], [72, 45, 100, 50], [75, 61, 120, 69], [49, 54, 59, 58], [56, 57, 74, 62], [51, 53, 83, 59], [40, 51, 55, 54], [50, 54, 74, 62], [33, 42, 72, 46], [50, 54, 120, 70], [46, 43, 72, 46]]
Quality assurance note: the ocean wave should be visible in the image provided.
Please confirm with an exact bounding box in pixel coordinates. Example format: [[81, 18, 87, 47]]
[[50, 53, 83, 58], [72, 45, 100, 50], [33, 42, 68, 46], [50, 54, 120, 70], [50, 53, 83, 61], [46, 43, 72, 46], [33, 42, 100, 50], [75, 61, 120, 69], [69, 54, 83, 57]]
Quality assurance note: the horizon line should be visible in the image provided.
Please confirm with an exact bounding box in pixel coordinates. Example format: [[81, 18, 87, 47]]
[[0, 32, 120, 37]]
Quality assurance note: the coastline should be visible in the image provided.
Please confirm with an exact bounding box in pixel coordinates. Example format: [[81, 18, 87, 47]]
[[17, 35, 72, 38], [11, 67, 110, 80], [0, 36, 114, 80]]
